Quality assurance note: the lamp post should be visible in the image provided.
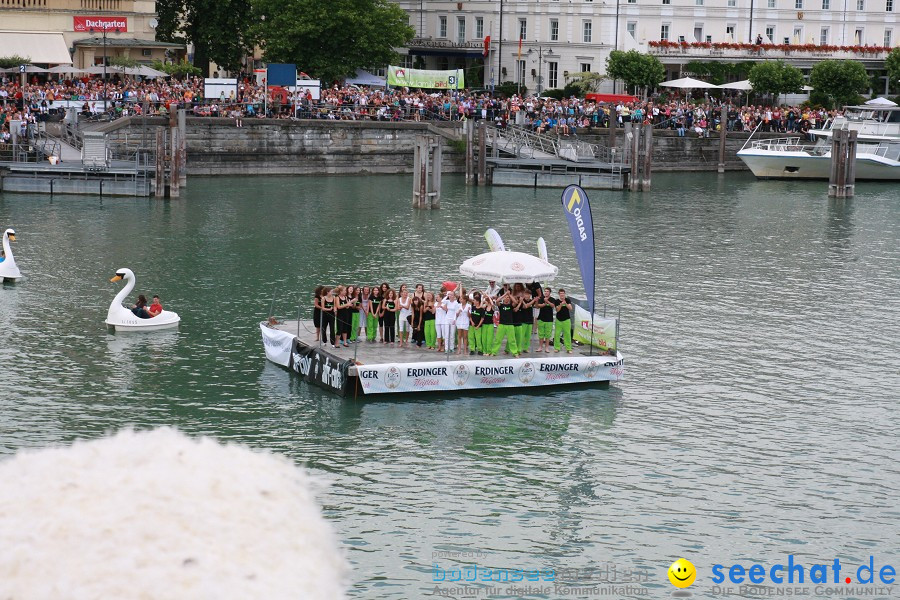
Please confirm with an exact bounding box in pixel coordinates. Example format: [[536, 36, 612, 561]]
[[90, 25, 119, 113], [261, 14, 267, 118], [530, 45, 551, 95]]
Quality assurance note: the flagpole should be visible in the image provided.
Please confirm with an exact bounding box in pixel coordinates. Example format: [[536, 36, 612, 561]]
[[589, 201, 595, 357]]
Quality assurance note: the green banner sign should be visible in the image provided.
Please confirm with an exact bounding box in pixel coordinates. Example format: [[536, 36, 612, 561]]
[[387, 66, 464, 90]]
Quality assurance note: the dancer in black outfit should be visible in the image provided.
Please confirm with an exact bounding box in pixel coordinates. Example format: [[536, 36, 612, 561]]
[[320, 287, 336, 347], [382, 289, 398, 344]]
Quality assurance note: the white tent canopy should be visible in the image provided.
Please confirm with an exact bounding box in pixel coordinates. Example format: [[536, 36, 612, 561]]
[[864, 97, 898, 107], [660, 77, 719, 89], [345, 69, 385, 86], [459, 251, 558, 284], [719, 80, 753, 91]]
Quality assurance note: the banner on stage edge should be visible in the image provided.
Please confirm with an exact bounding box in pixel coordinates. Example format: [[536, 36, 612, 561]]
[[260, 323, 294, 367], [560, 185, 596, 315], [572, 305, 617, 352], [357, 356, 623, 395], [387, 66, 464, 89]]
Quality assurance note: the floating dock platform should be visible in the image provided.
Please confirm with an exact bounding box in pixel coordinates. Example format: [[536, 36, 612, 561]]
[[261, 320, 624, 397]]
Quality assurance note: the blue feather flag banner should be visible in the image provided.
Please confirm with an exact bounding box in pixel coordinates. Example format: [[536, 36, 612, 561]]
[[560, 185, 595, 314]]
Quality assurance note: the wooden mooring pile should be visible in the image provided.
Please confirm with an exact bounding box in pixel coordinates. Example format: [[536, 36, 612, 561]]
[[152, 108, 187, 198]]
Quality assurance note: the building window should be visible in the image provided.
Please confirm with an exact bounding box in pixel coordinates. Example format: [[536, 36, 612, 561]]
[[662, 0, 671, 5], [517, 60, 526, 84], [793, 26, 803, 42], [519, 19, 527, 41], [694, 24, 704, 42], [696, 0, 703, 5], [726, 25, 735, 39], [457, 17, 466, 43], [475, 17, 483, 39], [888, 0, 894, 11], [548, 61, 558, 88], [581, 62, 592, 72], [857, 0, 864, 8], [795, 0, 803, 8], [583, 21, 592, 43], [439, 16, 447, 38], [627, 22, 637, 38], [728, 0, 736, 5], [820, 26, 829, 44], [661, 24, 670, 40], [550, 19, 559, 41], [822, 0, 830, 7], [766, 25, 775, 41], [885, 29, 893, 45], [628, 0, 637, 3], [855, 27, 864, 43], [767, 0, 775, 6]]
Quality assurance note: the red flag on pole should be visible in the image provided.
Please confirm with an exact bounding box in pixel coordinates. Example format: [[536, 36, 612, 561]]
[[483, 35, 491, 57]]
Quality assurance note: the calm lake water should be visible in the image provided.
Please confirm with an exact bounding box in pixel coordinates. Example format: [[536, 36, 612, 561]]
[[1, 173, 898, 598]]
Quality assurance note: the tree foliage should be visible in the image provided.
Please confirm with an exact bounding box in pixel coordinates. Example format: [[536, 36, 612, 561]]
[[886, 48, 900, 94], [605, 51, 665, 94], [151, 59, 203, 79], [0, 55, 31, 69], [809, 60, 870, 107], [685, 61, 755, 85], [251, 0, 414, 83], [748, 60, 804, 99], [155, 0, 253, 74], [109, 56, 139, 68]]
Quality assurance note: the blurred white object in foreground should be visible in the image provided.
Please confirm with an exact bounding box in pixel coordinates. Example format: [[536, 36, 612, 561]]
[[0, 428, 347, 599]]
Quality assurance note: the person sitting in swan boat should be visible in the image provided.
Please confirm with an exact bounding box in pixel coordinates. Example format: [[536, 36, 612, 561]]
[[148, 295, 163, 318], [131, 295, 152, 319]]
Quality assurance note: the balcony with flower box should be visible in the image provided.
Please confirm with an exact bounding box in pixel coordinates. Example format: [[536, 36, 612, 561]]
[[647, 40, 891, 64]]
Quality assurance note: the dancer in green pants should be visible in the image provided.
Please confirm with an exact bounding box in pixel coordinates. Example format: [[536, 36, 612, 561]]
[[480, 299, 495, 356], [468, 295, 483, 355], [515, 291, 534, 353], [491, 293, 519, 357], [535, 287, 555, 353], [554, 289, 574, 353], [423, 292, 437, 348], [367, 288, 382, 342]]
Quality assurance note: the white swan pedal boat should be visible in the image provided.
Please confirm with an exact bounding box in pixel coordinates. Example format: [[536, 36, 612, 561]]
[[0, 228, 23, 283], [106, 268, 180, 332]]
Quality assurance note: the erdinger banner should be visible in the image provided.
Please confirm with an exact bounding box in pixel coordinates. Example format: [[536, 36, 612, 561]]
[[387, 66, 464, 89], [357, 357, 624, 395], [74, 16, 128, 32], [560, 185, 596, 315], [572, 305, 617, 352]]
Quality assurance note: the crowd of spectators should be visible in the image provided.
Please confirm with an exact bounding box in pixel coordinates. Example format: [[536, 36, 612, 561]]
[[2, 72, 841, 144]]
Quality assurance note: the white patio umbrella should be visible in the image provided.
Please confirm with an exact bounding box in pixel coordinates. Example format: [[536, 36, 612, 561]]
[[135, 65, 168, 78], [46, 65, 92, 74], [660, 76, 720, 89], [719, 80, 753, 91], [459, 251, 558, 284]]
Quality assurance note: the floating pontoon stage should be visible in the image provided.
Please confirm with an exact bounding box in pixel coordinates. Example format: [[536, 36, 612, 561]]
[[261, 320, 624, 397]]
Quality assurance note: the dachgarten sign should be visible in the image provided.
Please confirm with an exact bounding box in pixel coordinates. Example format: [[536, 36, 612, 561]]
[[74, 16, 128, 32]]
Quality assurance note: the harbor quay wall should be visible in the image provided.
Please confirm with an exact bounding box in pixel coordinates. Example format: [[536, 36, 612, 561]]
[[98, 117, 766, 176], [102, 118, 466, 176]]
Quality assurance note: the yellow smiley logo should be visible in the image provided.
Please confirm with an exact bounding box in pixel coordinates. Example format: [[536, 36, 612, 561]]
[[668, 558, 697, 588]]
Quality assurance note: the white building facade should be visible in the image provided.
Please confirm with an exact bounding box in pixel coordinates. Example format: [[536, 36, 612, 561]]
[[392, 0, 897, 93]]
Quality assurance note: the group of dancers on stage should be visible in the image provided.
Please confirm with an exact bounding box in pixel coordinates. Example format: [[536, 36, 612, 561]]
[[312, 281, 575, 357]]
